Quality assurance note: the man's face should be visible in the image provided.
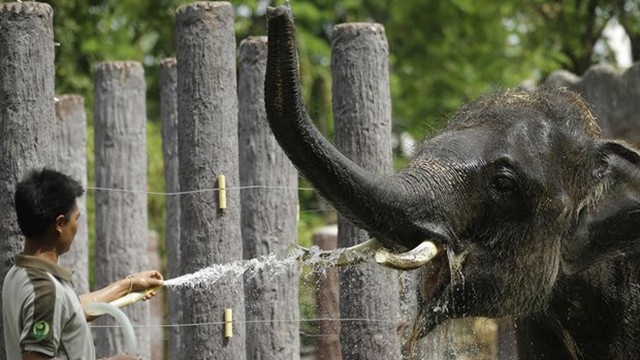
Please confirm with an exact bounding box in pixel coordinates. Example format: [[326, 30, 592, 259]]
[[58, 206, 80, 254]]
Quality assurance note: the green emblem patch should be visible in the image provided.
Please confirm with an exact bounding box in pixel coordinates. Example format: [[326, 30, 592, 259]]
[[32, 321, 50, 339]]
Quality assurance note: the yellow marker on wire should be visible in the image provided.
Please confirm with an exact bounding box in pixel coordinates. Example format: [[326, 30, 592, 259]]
[[218, 174, 227, 211], [225, 308, 233, 338]]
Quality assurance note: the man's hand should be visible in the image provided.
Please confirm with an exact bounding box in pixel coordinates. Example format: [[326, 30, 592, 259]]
[[80, 270, 164, 321], [126, 270, 164, 300]]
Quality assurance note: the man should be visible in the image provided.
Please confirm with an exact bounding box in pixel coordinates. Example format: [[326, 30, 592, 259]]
[[2, 168, 164, 360]]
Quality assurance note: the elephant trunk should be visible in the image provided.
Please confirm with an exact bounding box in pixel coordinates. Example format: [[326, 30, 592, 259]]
[[265, 5, 428, 249]]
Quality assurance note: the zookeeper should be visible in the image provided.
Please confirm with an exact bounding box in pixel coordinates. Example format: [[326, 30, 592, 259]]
[[2, 168, 164, 360]]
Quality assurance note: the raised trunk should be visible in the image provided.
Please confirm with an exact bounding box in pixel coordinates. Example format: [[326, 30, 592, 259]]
[[266, 5, 425, 248]]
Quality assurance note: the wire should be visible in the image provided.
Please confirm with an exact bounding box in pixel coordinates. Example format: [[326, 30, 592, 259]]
[[86, 184, 315, 196], [86, 184, 336, 213], [89, 317, 398, 329]]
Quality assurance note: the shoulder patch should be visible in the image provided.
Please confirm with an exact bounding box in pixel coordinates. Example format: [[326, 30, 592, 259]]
[[32, 320, 50, 339]]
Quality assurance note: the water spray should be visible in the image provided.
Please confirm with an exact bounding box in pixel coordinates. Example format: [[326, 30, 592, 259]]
[[81, 236, 440, 358], [295, 238, 384, 267], [99, 237, 440, 313]]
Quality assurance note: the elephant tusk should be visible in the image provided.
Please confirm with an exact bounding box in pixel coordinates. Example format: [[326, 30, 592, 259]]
[[375, 240, 440, 270], [297, 238, 384, 267]]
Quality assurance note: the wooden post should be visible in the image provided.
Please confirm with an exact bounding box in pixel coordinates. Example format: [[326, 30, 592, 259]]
[[93, 61, 150, 359], [159, 57, 182, 359], [332, 23, 401, 359], [238, 36, 300, 359], [147, 231, 165, 360], [313, 226, 342, 360], [55, 95, 89, 295], [176, 3, 245, 359], [0, 3, 56, 356]]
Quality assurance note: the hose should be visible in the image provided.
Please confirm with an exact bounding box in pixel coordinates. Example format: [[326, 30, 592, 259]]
[[86, 302, 138, 356]]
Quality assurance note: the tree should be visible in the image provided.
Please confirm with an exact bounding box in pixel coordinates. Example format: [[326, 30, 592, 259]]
[[520, 0, 614, 75]]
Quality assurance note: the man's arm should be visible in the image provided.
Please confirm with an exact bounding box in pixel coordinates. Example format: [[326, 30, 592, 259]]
[[79, 270, 163, 322], [22, 350, 141, 360], [22, 351, 53, 360]]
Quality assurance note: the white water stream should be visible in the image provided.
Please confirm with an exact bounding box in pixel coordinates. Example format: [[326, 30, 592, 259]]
[[162, 245, 354, 290]]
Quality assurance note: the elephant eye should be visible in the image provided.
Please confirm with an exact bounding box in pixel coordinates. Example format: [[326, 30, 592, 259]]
[[493, 171, 518, 194], [488, 162, 530, 217]]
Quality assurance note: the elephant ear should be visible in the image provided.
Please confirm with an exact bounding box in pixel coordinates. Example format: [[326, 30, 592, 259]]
[[564, 140, 640, 274]]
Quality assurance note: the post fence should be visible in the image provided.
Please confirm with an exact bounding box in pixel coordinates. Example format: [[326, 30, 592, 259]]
[[238, 36, 301, 359], [0, 3, 56, 358], [313, 225, 342, 360], [93, 61, 150, 359], [176, 2, 246, 359], [331, 22, 401, 359], [55, 95, 89, 295], [159, 57, 183, 359]]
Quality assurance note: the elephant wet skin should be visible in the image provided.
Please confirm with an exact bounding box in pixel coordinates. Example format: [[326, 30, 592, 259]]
[[265, 4, 640, 360]]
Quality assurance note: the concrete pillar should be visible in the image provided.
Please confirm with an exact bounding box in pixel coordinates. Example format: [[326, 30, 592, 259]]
[[93, 61, 150, 358], [55, 95, 89, 295], [238, 36, 300, 359], [176, 3, 245, 359], [159, 57, 183, 359], [0, 3, 56, 356], [331, 23, 400, 359], [313, 226, 342, 360]]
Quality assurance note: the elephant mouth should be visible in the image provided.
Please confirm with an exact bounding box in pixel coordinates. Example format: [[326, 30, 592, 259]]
[[296, 234, 453, 310], [376, 239, 452, 305], [420, 251, 451, 303]]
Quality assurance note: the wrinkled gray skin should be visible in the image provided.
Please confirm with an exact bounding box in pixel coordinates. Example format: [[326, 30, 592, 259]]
[[265, 5, 640, 360]]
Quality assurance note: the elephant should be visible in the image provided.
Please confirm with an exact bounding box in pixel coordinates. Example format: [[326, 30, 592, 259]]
[[265, 4, 640, 360]]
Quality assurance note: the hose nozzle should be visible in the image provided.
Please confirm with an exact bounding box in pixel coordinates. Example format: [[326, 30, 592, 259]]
[[109, 286, 162, 309]]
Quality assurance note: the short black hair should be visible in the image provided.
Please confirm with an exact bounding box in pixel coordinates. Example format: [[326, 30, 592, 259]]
[[14, 168, 84, 239]]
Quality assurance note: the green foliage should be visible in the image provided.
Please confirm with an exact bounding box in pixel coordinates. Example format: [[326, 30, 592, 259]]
[[614, 0, 640, 61], [46, 0, 189, 121], [385, 0, 532, 134], [147, 120, 166, 261], [44, 0, 636, 136], [86, 123, 96, 289], [518, 0, 615, 74]]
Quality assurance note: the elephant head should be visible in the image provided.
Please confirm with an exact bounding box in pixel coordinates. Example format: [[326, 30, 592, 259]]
[[266, 5, 640, 358]]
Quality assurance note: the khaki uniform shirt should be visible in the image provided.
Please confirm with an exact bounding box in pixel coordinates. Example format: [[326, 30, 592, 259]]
[[2, 254, 95, 360]]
